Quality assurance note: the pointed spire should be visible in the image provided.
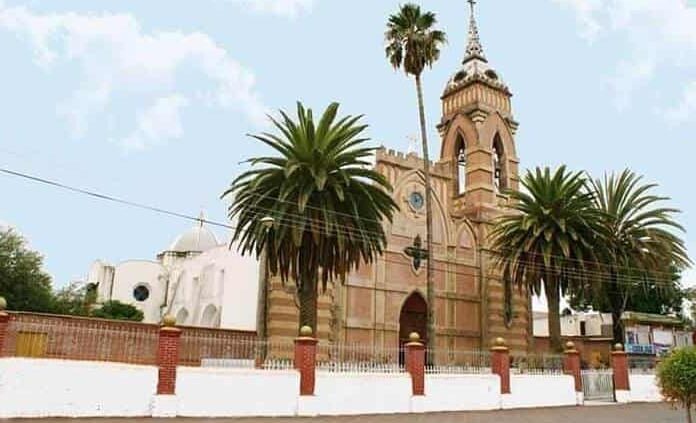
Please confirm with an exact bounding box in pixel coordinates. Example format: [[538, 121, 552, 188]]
[[464, 0, 487, 63]]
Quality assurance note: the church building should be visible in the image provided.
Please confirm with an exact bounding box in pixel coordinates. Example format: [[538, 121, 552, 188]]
[[88, 219, 259, 331], [262, 3, 531, 352], [86, 3, 531, 353]]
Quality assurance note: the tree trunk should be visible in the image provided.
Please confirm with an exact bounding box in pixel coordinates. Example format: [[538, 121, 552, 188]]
[[255, 248, 269, 366], [687, 401, 693, 423], [298, 278, 318, 335], [608, 272, 625, 346], [256, 247, 268, 340], [545, 277, 563, 353], [415, 74, 436, 360]]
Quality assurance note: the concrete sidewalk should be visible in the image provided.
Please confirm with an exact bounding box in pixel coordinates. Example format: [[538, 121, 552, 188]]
[[4, 403, 685, 423]]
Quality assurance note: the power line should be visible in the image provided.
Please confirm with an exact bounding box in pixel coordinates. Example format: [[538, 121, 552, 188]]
[[0, 167, 234, 231], [1, 165, 690, 289], [2, 146, 686, 281]]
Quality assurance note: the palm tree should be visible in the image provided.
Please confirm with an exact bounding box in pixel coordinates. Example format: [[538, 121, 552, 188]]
[[489, 166, 604, 352], [587, 170, 690, 345], [385, 3, 446, 348], [223, 102, 399, 333]]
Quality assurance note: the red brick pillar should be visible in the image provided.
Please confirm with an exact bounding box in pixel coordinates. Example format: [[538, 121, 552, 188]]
[[611, 343, 630, 389], [563, 341, 582, 393], [294, 326, 318, 396], [156, 316, 182, 395], [405, 332, 425, 396], [491, 337, 510, 394], [0, 297, 8, 357]]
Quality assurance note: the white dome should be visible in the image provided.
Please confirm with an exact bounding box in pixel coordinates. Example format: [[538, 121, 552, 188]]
[[168, 224, 219, 253]]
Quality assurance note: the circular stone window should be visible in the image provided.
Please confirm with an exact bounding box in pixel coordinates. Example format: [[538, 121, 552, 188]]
[[409, 191, 425, 211], [133, 285, 150, 302]]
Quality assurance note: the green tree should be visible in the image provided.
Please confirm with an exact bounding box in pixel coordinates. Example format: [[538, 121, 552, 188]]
[[385, 3, 446, 348], [489, 166, 604, 352], [0, 228, 55, 312], [52, 281, 97, 316], [587, 170, 691, 344], [657, 347, 696, 423], [223, 102, 398, 332], [91, 300, 144, 322], [569, 266, 687, 317]]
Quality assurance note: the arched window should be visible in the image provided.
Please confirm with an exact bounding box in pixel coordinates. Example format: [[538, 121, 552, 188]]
[[492, 135, 506, 193], [176, 308, 189, 325], [200, 304, 218, 327], [456, 134, 467, 195]]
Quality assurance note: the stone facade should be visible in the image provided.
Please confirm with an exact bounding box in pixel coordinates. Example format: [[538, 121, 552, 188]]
[[263, 6, 532, 353]]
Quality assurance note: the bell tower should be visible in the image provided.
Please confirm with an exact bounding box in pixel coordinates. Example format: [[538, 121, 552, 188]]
[[438, 0, 519, 218]]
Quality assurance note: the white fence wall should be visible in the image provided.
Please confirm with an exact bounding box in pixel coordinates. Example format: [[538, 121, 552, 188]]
[[629, 374, 663, 403], [502, 375, 577, 409], [300, 372, 412, 416], [176, 367, 299, 417], [1, 357, 665, 418], [0, 358, 156, 418], [414, 374, 501, 412]]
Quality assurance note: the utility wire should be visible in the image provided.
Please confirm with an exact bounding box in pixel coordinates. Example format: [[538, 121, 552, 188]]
[[1, 166, 690, 289], [1, 146, 685, 281]]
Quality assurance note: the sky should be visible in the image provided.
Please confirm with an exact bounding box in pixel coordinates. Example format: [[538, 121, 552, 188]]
[[0, 0, 695, 298]]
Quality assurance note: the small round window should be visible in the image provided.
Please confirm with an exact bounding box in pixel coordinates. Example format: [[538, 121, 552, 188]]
[[133, 285, 150, 302], [409, 192, 425, 210]]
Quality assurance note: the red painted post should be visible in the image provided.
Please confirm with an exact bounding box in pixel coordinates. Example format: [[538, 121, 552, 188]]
[[491, 337, 510, 394], [156, 315, 182, 395], [0, 297, 8, 357], [611, 343, 630, 389], [405, 332, 425, 396], [294, 326, 318, 396], [563, 341, 583, 394]]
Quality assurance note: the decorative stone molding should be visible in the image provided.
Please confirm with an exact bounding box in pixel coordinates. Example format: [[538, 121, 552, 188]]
[[469, 109, 489, 128]]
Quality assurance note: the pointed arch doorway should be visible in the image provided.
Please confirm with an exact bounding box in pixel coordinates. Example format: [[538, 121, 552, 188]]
[[398, 292, 428, 366]]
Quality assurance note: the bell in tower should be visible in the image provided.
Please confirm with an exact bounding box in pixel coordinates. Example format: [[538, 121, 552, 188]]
[[438, 0, 520, 217]]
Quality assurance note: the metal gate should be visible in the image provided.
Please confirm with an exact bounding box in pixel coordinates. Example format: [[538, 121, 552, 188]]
[[581, 369, 615, 402]]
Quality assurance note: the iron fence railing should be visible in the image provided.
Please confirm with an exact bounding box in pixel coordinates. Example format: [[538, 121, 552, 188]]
[[181, 336, 294, 369], [316, 343, 404, 373], [426, 349, 491, 374], [510, 353, 564, 375]]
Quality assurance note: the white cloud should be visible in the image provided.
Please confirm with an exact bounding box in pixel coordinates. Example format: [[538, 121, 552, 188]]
[[554, 0, 696, 120], [229, 0, 314, 18], [0, 5, 267, 149], [665, 81, 696, 123], [552, 0, 604, 41], [123, 94, 189, 151]]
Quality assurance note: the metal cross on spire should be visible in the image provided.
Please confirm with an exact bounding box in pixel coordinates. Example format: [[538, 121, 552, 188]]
[[464, 0, 486, 62]]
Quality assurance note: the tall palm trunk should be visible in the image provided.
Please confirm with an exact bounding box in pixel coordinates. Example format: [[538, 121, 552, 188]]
[[256, 247, 269, 366], [608, 271, 625, 345], [299, 278, 318, 333], [545, 276, 563, 352], [415, 73, 435, 355]]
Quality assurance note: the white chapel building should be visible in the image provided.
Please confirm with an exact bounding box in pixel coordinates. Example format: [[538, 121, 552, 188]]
[[87, 221, 260, 330]]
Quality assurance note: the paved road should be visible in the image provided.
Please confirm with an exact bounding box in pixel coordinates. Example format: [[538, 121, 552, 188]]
[[9, 403, 685, 423]]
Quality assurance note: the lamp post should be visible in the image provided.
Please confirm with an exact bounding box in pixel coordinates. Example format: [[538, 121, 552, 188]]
[[256, 216, 275, 366]]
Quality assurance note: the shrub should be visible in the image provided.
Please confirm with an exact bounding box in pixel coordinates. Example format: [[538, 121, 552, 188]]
[[657, 347, 696, 423]]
